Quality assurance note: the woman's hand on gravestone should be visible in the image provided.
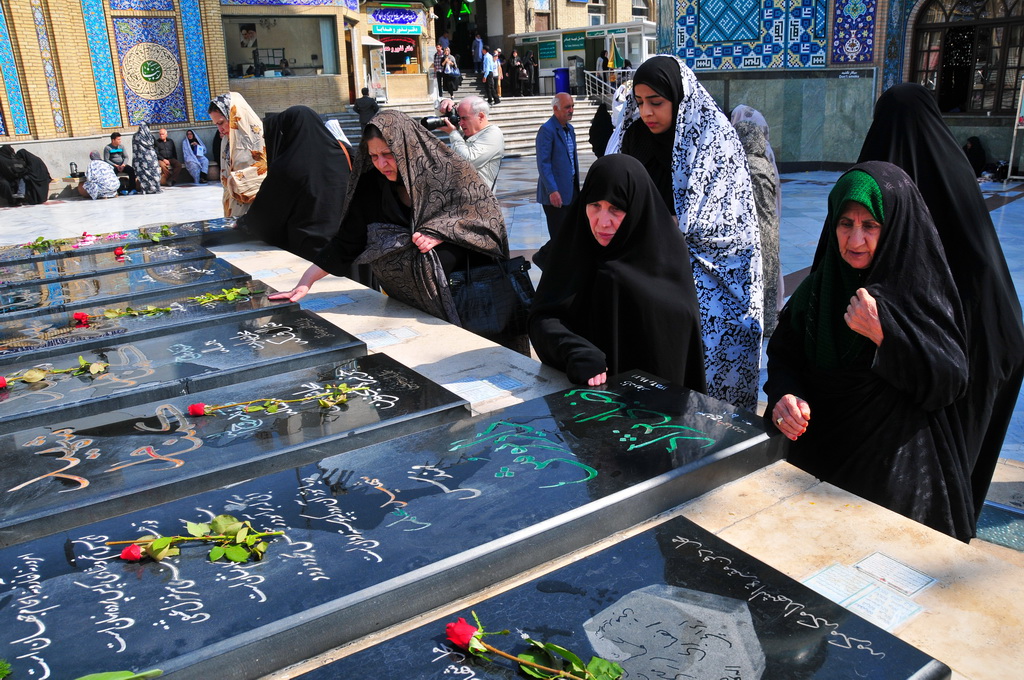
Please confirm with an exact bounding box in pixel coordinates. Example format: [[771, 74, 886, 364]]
[[269, 264, 328, 303]]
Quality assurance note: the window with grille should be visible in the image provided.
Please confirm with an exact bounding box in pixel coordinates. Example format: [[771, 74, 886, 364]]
[[911, 0, 1024, 113]]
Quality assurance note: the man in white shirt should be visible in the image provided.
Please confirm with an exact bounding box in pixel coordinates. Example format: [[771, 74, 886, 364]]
[[440, 95, 504, 189]]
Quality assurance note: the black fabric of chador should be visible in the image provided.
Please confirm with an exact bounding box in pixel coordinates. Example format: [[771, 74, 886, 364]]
[[237, 105, 350, 261], [529, 154, 706, 391], [858, 83, 1024, 533], [767, 161, 974, 541]]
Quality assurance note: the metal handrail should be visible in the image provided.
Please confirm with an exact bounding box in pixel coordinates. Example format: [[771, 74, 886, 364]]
[[582, 69, 633, 104]]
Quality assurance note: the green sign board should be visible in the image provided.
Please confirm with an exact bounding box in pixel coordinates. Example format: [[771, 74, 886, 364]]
[[586, 29, 605, 37], [538, 40, 558, 60], [522, 36, 538, 43], [562, 32, 585, 52], [607, 27, 627, 34]]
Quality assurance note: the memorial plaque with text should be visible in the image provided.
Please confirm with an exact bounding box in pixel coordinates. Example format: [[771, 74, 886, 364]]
[[0, 353, 468, 547], [0, 372, 777, 680], [0, 257, 251, 321], [0, 308, 365, 431], [0, 283, 294, 364], [0, 242, 212, 289], [0, 218, 238, 265], [314, 515, 950, 680]]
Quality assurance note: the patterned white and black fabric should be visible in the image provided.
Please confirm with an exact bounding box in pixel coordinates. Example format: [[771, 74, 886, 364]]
[[181, 129, 209, 183], [607, 55, 764, 409], [211, 91, 267, 217], [132, 122, 162, 194], [82, 151, 120, 200]]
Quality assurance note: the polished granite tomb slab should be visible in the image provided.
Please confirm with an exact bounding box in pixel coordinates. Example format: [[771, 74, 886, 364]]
[[0, 353, 467, 548], [0, 217, 240, 265], [0, 282, 294, 364], [0, 372, 776, 680], [312, 514, 950, 680], [0, 308, 366, 431], [0, 256, 251, 322], [0, 241, 213, 288]]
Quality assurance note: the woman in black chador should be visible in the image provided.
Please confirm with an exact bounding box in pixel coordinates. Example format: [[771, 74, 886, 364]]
[[768, 161, 973, 541], [858, 83, 1024, 537], [529, 154, 706, 391], [236, 105, 350, 261]]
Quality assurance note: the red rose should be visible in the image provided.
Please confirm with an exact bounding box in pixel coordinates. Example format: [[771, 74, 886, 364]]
[[0, 376, 6, 389], [113, 246, 125, 257], [120, 544, 143, 561], [445, 617, 479, 650], [187, 403, 207, 417], [73, 312, 89, 323]]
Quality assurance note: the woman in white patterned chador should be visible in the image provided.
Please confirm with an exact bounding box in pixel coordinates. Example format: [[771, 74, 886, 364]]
[[607, 55, 763, 409]]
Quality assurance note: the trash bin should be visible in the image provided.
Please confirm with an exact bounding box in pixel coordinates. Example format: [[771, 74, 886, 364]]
[[554, 67, 570, 94]]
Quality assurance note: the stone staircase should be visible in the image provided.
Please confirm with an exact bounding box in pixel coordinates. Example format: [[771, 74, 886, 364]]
[[325, 85, 600, 158]]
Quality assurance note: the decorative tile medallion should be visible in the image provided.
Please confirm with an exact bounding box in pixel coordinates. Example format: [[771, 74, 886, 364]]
[[832, 0, 876, 63], [81, 0, 123, 128], [30, 0, 66, 133], [113, 17, 188, 125], [0, 4, 29, 135], [180, 0, 213, 121]]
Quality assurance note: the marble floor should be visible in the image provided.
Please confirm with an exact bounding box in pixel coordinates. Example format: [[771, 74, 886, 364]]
[[3, 157, 1024, 470]]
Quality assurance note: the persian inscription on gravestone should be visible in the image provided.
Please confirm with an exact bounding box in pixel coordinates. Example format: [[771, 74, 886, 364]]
[[0, 353, 467, 547], [316, 515, 950, 680], [0, 243, 211, 288], [0, 257, 251, 320], [0, 308, 365, 431], [0, 282, 290, 363], [0, 372, 775, 679]]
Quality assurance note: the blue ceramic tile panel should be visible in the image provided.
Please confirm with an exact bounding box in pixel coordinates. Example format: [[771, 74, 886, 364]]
[[221, 0, 344, 5], [179, 0, 213, 122], [0, 4, 30, 135], [0, 105, 6, 136], [111, 0, 174, 9], [29, 0, 65, 133], [786, 0, 827, 68], [81, 0, 123, 128], [883, 0, 914, 88], [698, 0, 759, 43], [113, 17, 188, 125], [832, 0, 876, 63]]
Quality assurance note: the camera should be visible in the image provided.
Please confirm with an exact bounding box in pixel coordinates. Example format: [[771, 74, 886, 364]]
[[420, 110, 459, 131]]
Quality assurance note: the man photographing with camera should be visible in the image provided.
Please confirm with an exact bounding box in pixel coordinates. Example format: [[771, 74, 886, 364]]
[[436, 95, 504, 189]]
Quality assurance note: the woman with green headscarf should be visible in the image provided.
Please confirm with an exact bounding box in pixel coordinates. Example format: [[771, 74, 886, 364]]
[[766, 161, 974, 541]]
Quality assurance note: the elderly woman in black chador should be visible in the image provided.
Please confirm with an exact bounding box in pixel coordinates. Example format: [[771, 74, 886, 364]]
[[858, 83, 1024, 538], [767, 161, 974, 541], [271, 110, 523, 350], [236, 106, 350, 261], [529, 154, 706, 391]]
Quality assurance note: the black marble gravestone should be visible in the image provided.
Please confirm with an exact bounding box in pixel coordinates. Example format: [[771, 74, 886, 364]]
[[0, 371, 777, 680], [311, 514, 951, 680], [0, 308, 365, 431], [0, 283, 295, 364], [0, 242, 213, 289], [0, 218, 239, 266], [0, 256, 251, 321], [0, 354, 468, 547]]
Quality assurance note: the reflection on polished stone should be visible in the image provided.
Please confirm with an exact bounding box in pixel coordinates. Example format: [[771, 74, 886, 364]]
[[0, 308, 365, 431], [0, 371, 775, 678], [316, 515, 950, 680], [0, 353, 466, 548]]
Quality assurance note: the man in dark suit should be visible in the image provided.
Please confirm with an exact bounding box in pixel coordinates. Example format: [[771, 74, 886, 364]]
[[352, 88, 380, 129], [535, 92, 579, 241]]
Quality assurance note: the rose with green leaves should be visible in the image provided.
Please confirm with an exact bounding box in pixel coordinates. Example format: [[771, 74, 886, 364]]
[[107, 514, 283, 564]]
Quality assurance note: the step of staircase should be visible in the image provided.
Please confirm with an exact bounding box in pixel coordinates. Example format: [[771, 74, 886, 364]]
[[325, 94, 600, 158]]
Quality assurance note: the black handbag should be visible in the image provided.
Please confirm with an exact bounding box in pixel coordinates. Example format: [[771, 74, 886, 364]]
[[449, 256, 534, 339]]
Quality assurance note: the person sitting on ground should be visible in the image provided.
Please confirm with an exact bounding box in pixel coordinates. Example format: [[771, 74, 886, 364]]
[[181, 129, 209, 183], [767, 161, 972, 541], [269, 110, 526, 352], [103, 132, 136, 193], [236, 105, 351, 261], [963, 136, 987, 178], [530, 154, 706, 391], [209, 91, 267, 217], [0, 145, 27, 206], [78, 151, 120, 200], [155, 128, 183, 186]]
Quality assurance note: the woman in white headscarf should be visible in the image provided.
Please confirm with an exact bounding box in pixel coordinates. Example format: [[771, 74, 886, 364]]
[[78, 151, 120, 200], [208, 92, 267, 217], [181, 129, 209, 184], [607, 55, 763, 409]]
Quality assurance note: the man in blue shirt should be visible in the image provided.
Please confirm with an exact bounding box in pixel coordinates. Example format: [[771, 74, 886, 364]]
[[481, 45, 500, 105]]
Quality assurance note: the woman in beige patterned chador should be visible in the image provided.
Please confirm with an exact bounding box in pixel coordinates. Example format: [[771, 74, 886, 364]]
[[208, 92, 267, 217]]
